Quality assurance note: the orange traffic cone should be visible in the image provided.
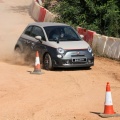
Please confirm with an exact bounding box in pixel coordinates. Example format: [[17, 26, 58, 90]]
[[99, 82, 120, 118], [104, 82, 114, 114], [30, 51, 43, 74]]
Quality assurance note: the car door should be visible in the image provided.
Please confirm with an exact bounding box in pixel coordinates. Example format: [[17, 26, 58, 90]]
[[28, 26, 47, 62], [19, 25, 34, 53]]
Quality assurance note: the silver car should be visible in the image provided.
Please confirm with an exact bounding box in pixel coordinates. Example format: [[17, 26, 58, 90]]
[[14, 22, 94, 70]]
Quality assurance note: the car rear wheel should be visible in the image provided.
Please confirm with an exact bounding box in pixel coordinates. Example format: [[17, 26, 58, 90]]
[[43, 53, 53, 70]]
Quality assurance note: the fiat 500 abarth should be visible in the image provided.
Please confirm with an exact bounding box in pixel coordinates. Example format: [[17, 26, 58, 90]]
[[14, 22, 94, 70]]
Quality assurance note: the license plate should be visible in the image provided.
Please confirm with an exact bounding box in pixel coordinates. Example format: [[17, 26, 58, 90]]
[[72, 58, 86, 62]]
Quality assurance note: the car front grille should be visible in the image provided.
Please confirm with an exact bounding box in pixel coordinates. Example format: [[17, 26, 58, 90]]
[[71, 55, 85, 57]]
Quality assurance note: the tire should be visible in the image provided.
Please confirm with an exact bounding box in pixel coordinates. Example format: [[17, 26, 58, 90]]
[[43, 53, 53, 70]]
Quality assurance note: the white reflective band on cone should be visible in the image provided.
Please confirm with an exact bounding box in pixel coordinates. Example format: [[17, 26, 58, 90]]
[[35, 57, 40, 65], [105, 92, 113, 105]]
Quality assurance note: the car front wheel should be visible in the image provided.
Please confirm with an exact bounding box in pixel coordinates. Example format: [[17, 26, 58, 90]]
[[43, 53, 53, 70]]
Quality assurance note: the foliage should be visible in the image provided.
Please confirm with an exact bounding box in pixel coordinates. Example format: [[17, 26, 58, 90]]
[[43, 0, 51, 9], [44, 0, 120, 37]]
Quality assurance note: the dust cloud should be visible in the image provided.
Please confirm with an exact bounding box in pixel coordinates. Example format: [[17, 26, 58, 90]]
[[0, 28, 28, 65], [0, 35, 35, 66], [0, 0, 34, 65]]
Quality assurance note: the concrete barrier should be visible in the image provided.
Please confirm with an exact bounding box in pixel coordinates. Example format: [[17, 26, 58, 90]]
[[92, 34, 120, 59], [44, 9, 55, 22], [77, 27, 86, 35], [77, 27, 86, 40], [114, 38, 120, 59], [77, 27, 87, 40], [37, 0, 43, 5], [38, 6, 46, 22], [32, 1, 40, 21], [104, 37, 115, 57], [104, 37, 120, 59], [77, 27, 96, 45], [97, 35, 108, 55], [78, 26, 120, 60], [84, 30, 96, 44], [30, 0, 35, 17], [30, 0, 55, 22], [92, 34, 100, 51]]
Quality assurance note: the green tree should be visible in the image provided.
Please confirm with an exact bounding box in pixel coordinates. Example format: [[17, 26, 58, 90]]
[[48, 0, 120, 37]]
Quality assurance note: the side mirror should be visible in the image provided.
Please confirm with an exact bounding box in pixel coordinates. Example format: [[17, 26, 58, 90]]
[[80, 34, 84, 39], [35, 36, 42, 43]]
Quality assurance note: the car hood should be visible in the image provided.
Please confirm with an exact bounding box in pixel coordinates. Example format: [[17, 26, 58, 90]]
[[44, 40, 89, 50]]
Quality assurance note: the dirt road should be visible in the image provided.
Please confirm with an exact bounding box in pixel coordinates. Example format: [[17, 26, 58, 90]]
[[0, 0, 120, 120]]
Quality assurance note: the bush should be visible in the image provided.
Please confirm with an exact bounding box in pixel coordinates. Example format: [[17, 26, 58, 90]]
[[45, 0, 120, 37]]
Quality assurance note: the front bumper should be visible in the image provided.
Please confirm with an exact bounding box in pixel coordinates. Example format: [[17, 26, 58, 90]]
[[50, 49, 94, 68], [52, 57, 94, 68]]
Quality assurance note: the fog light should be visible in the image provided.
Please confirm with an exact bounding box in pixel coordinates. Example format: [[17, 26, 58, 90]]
[[63, 60, 70, 65], [66, 60, 70, 64], [57, 54, 62, 58], [88, 60, 91, 63]]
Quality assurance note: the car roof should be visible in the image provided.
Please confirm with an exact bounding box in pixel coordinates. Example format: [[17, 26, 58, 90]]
[[28, 22, 70, 27]]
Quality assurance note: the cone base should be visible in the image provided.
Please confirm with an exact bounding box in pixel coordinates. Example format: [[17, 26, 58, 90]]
[[104, 105, 114, 114], [30, 70, 44, 75], [99, 113, 120, 118]]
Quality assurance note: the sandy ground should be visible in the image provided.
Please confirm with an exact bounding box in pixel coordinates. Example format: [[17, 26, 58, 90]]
[[0, 0, 120, 120]]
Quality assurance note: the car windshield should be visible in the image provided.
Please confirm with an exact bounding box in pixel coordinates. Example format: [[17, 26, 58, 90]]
[[44, 26, 82, 42]]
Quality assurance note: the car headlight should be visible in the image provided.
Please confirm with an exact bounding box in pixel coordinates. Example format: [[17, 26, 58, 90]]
[[88, 46, 92, 53], [57, 47, 65, 54]]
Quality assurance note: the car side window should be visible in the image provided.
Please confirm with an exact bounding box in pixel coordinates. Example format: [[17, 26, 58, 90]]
[[24, 26, 33, 36], [31, 26, 46, 41]]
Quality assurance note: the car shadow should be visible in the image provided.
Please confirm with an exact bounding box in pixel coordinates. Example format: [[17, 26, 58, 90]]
[[52, 67, 91, 72]]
